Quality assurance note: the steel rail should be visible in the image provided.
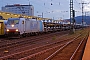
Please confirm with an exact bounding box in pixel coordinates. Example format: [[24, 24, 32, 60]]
[[18, 34, 81, 60], [70, 33, 88, 60], [44, 34, 81, 60]]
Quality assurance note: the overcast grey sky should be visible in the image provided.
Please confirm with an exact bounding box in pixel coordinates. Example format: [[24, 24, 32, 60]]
[[0, 0, 90, 19]]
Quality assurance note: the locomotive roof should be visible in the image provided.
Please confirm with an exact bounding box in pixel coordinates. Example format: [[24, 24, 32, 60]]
[[8, 18, 20, 20]]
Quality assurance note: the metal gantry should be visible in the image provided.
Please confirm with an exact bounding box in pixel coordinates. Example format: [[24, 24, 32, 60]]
[[79, 2, 88, 27], [70, 0, 75, 33], [70, 0, 73, 25]]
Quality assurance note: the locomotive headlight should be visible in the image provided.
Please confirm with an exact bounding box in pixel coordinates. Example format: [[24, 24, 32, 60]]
[[7, 29, 9, 32], [11, 25, 14, 27], [16, 29, 18, 31]]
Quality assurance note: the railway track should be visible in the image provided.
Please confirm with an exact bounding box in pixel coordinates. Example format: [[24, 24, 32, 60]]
[[0, 32, 72, 56], [18, 33, 82, 60], [44, 32, 88, 60], [18, 32, 88, 60], [0, 29, 88, 60], [0, 31, 69, 55], [0, 30, 86, 60], [0, 32, 68, 51], [0, 31, 67, 47], [0, 30, 81, 48]]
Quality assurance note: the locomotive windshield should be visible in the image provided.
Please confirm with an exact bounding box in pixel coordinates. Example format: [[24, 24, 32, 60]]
[[7, 18, 19, 25]]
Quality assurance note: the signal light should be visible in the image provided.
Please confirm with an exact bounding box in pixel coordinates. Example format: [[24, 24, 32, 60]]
[[73, 10, 75, 17]]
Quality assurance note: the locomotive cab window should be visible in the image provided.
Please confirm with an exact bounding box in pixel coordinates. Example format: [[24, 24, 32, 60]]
[[7, 18, 19, 25]]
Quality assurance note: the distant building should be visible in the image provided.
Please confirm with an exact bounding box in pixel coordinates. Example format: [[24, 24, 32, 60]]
[[1, 4, 34, 16]]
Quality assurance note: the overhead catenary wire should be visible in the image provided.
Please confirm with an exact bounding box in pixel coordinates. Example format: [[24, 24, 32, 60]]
[[33, 0, 67, 18]]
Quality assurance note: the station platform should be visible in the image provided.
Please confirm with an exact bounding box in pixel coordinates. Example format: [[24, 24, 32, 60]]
[[82, 34, 90, 60]]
